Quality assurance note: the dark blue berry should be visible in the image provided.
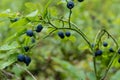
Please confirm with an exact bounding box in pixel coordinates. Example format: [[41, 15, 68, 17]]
[[103, 42, 108, 47], [109, 48, 114, 52], [26, 30, 34, 37], [95, 50, 103, 56], [118, 58, 120, 63], [118, 49, 120, 54], [58, 31, 65, 39], [24, 46, 29, 52], [31, 38, 35, 43], [17, 54, 25, 62], [91, 43, 95, 48], [78, 0, 84, 2], [67, 1, 74, 9], [36, 24, 43, 32], [65, 32, 71, 37], [10, 18, 19, 22], [24, 56, 31, 66]]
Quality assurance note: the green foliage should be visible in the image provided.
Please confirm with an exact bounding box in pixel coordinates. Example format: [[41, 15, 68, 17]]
[[0, 0, 120, 80]]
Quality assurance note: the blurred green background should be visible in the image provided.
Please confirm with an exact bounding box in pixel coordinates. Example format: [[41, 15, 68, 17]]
[[0, 0, 120, 80]]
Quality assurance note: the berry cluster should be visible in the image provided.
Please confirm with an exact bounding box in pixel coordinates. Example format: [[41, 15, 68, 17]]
[[103, 42, 115, 52], [17, 54, 31, 66], [94, 42, 114, 57], [26, 24, 43, 37], [58, 31, 71, 39], [17, 24, 43, 66], [103, 42, 115, 53], [17, 46, 31, 66], [94, 42, 120, 64]]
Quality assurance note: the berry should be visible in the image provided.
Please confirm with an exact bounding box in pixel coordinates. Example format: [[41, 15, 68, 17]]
[[58, 31, 65, 39], [17, 54, 25, 62], [67, 1, 74, 9], [24, 46, 29, 52], [26, 30, 34, 37], [118, 49, 120, 54], [36, 24, 43, 32], [78, 0, 84, 2], [24, 56, 31, 66], [31, 38, 35, 43], [91, 43, 95, 48], [95, 50, 103, 56], [10, 18, 19, 22], [65, 32, 71, 37], [118, 58, 120, 63], [109, 47, 114, 52], [103, 42, 108, 47]]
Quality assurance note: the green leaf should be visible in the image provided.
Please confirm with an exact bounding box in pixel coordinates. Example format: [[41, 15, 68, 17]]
[[10, 18, 29, 28], [0, 13, 10, 17], [0, 41, 19, 51], [0, 9, 11, 17], [26, 10, 38, 17], [42, 0, 54, 19], [110, 70, 120, 80], [68, 36, 76, 43], [5, 28, 26, 43], [0, 54, 17, 69], [25, 2, 37, 10], [57, 0, 66, 5]]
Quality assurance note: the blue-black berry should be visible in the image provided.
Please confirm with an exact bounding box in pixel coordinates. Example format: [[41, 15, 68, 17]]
[[91, 43, 95, 48], [118, 49, 120, 54], [95, 50, 103, 56], [10, 18, 19, 22], [67, 1, 74, 9], [78, 0, 84, 2], [36, 24, 43, 32], [65, 32, 71, 37], [24, 46, 29, 52], [109, 47, 114, 52], [118, 58, 120, 63], [26, 30, 34, 37], [58, 31, 65, 39], [24, 56, 31, 66], [31, 38, 35, 43], [17, 54, 25, 62], [103, 42, 108, 47]]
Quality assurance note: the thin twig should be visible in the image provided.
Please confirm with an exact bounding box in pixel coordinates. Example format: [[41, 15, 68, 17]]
[[100, 52, 118, 80], [1, 70, 20, 80], [68, 9, 72, 28], [43, 29, 57, 39], [16, 64, 37, 80], [100, 29, 119, 80]]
